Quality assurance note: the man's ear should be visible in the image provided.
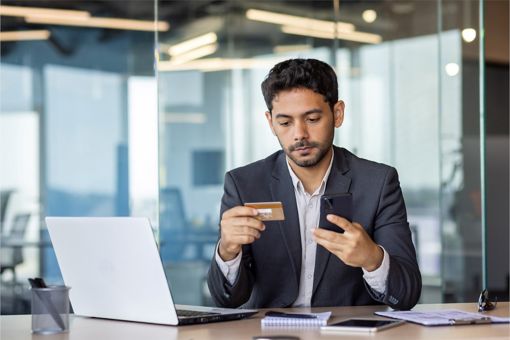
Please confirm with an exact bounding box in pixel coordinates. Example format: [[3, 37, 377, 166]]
[[333, 101, 345, 128], [265, 111, 276, 136]]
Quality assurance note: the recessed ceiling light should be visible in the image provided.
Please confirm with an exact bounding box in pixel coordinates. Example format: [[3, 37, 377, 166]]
[[461, 28, 477, 43], [445, 63, 460, 76], [362, 10, 377, 23]]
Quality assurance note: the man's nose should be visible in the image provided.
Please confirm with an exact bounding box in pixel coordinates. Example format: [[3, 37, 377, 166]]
[[293, 121, 309, 141]]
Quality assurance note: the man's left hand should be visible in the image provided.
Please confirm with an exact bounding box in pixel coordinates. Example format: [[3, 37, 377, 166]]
[[312, 214, 383, 272]]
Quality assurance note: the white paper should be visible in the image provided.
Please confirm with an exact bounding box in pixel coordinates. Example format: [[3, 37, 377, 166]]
[[376, 309, 510, 326]]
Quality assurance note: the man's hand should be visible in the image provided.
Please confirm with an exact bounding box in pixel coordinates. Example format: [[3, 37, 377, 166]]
[[312, 214, 383, 271], [218, 206, 266, 261]]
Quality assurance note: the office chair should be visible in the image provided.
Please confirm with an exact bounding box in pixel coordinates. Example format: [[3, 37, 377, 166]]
[[160, 187, 187, 231], [0, 190, 14, 234], [159, 187, 188, 262], [0, 213, 31, 283]]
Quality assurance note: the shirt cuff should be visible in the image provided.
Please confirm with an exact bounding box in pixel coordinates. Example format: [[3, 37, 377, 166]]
[[214, 241, 242, 285], [362, 246, 390, 294]]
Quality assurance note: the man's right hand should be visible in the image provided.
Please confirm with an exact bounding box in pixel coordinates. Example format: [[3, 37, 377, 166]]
[[218, 206, 266, 261]]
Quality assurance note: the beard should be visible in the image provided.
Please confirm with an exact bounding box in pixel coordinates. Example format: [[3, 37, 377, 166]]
[[280, 128, 334, 168]]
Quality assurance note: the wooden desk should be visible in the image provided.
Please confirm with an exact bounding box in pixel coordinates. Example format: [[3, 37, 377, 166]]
[[2, 302, 509, 340]]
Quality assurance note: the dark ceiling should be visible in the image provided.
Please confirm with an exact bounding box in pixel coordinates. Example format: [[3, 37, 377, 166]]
[[0, 0, 430, 37], [0, 0, 476, 57]]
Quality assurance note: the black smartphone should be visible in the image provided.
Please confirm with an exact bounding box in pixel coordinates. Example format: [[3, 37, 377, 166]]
[[319, 193, 352, 233], [320, 319, 405, 333]]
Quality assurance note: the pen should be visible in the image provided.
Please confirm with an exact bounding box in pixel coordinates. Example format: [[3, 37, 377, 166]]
[[265, 311, 317, 319], [449, 317, 492, 325]]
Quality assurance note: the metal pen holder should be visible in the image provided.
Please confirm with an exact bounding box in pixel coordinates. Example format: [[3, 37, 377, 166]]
[[31, 285, 71, 334]]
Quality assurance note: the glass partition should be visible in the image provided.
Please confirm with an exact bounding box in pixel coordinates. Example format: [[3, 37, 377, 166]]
[[156, 0, 485, 305], [0, 0, 160, 314], [1, 0, 490, 315]]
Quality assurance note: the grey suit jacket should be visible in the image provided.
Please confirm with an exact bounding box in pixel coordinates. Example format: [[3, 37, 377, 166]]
[[207, 146, 421, 310]]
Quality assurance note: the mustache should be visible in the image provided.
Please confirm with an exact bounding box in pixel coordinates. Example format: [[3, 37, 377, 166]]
[[288, 141, 320, 152]]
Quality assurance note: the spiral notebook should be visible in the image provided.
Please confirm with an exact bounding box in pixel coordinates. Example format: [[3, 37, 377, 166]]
[[261, 311, 331, 327]]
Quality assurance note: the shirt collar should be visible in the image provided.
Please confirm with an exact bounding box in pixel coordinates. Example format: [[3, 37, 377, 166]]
[[286, 148, 334, 196]]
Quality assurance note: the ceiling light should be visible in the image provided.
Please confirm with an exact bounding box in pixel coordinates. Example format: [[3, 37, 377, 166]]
[[168, 32, 217, 56], [25, 16, 169, 32], [273, 44, 312, 54], [0, 5, 90, 19], [246, 9, 355, 33], [281, 25, 382, 44], [0, 30, 51, 42], [461, 28, 477, 43], [166, 43, 218, 66], [158, 57, 284, 72], [445, 63, 460, 76], [362, 10, 377, 23]]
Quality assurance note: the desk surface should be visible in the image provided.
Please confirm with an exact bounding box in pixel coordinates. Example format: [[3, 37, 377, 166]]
[[2, 302, 509, 340]]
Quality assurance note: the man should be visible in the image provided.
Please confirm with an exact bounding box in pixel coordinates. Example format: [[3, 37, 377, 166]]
[[207, 58, 421, 310]]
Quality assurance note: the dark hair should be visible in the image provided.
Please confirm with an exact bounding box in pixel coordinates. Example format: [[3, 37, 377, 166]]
[[261, 58, 338, 113]]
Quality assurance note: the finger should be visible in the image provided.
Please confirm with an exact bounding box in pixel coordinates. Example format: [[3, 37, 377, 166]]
[[351, 222, 364, 231], [313, 234, 344, 253], [326, 214, 355, 232], [339, 222, 366, 241], [232, 226, 261, 239], [312, 229, 349, 251], [222, 206, 258, 219], [228, 216, 265, 231], [231, 235, 258, 245], [312, 227, 347, 242]]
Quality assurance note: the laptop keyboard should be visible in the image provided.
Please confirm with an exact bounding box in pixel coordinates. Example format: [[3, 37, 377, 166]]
[[176, 309, 220, 318]]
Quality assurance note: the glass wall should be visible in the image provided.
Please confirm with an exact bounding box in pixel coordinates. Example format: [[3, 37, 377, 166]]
[[1, 0, 497, 315], [156, 0, 485, 305], [0, 1, 159, 313]]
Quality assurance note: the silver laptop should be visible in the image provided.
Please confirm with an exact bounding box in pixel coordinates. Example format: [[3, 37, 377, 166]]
[[45, 217, 257, 325]]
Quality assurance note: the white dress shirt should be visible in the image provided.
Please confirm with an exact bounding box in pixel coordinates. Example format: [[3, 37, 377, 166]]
[[215, 151, 390, 306]]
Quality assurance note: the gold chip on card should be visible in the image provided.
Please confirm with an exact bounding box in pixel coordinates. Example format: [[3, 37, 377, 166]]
[[244, 202, 285, 221]]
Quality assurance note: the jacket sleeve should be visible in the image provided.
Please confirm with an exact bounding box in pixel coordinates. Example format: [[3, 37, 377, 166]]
[[365, 167, 422, 310], [206, 172, 255, 307]]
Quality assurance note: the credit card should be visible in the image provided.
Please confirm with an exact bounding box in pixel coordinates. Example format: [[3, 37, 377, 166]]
[[244, 202, 285, 221]]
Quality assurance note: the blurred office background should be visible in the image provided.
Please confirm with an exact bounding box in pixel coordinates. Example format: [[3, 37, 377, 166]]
[[1, 0, 508, 314]]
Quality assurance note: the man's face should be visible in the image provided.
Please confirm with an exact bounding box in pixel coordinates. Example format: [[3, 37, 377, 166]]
[[265, 88, 344, 168]]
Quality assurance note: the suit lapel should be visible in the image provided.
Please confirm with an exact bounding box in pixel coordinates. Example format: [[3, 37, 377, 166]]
[[312, 147, 352, 297], [270, 153, 302, 287]]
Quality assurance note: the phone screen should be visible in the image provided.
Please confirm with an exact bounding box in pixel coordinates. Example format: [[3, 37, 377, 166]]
[[330, 319, 397, 328], [321, 319, 404, 333]]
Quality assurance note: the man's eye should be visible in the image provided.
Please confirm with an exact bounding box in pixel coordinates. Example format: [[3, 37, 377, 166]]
[[307, 117, 320, 123], [278, 121, 290, 126]]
